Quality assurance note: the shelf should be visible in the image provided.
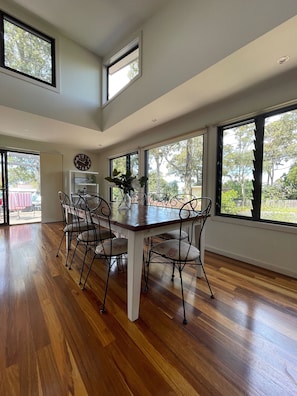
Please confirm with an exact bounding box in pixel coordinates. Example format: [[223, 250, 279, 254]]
[[69, 169, 99, 196], [76, 183, 97, 186], [71, 170, 98, 175]]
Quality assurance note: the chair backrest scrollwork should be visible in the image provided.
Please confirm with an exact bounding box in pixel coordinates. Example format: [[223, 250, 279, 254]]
[[178, 197, 212, 251]]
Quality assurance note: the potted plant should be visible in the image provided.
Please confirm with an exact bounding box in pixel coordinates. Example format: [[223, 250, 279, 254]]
[[105, 169, 147, 209]]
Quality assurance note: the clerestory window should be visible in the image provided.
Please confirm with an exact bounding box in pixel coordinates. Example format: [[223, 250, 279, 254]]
[[105, 38, 140, 101], [0, 11, 56, 87]]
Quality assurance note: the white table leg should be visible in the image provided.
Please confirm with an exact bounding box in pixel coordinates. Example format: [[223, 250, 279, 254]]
[[127, 230, 144, 321], [194, 221, 203, 278]]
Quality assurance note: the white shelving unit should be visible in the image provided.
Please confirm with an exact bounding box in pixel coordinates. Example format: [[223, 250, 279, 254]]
[[69, 170, 99, 198]]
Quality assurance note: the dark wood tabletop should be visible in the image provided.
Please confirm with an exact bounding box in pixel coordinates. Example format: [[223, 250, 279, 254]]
[[66, 202, 200, 232], [107, 203, 182, 231]]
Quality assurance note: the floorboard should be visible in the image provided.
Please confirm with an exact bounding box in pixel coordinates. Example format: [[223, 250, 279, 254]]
[[0, 223, 297, 395]]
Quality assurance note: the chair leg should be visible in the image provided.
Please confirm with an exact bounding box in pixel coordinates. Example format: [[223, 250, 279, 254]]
[[65, 245, 71, 267], [115, 255, 126, 272], [64, 232, 75, 267], [142, 257, 147, 290], [143, 250, 152, 292], [100, 260, 112, 314], [200, 261, 215, 299], [78, 247, 90, 285], [178, 267, 187, 325], [171, 263, 176, 281], [81, 254, 96, 290], [56, 233, 65, 257], [68, 241, 79, 269]]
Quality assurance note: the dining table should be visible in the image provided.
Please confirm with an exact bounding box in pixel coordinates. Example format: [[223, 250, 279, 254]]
[[64, 202, 206, 322]]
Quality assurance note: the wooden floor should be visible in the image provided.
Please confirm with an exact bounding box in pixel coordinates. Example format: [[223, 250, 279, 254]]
[[1, 223, 297, 395]]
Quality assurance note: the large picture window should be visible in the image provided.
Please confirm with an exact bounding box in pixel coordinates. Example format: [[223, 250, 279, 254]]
[[108, 133, 205, 205], [0, 11, 56, 86], [216, 105, 297, 225], [145, 134, 204, 202]]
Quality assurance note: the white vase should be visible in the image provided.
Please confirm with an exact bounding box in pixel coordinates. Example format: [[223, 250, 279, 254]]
[[118, 192, 132, 210]]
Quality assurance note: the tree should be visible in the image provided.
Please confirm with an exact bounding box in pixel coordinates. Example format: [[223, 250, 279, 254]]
[[4, 17, 53, 84], [127, 60, 139, 81], [147, 136, 203, 197], [222, 124, 254, 206], [149, 147, 166, 194], [280, 162, 297, 199], [161, 136, 203, 195], [263, 111, 297, 185], [8, 153, 40, 189], [221, 190, 239, 214], [147, 171, 178, 197]]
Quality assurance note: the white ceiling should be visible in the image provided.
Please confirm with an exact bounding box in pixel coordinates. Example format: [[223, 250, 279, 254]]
[[1, 0, 297, 152], [11, 0, 169, 57]]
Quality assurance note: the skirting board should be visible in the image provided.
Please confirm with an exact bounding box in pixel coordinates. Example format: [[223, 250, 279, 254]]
[[206, 245, 297, 280]]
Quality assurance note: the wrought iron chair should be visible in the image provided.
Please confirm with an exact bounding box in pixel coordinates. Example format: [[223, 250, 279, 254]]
[[145, 197, 214, 324], [147, 192, 171, 207], [157, 193, 197, 241], [80, 196, 128, 314], [144, 192, 172, 256], [147, 193, 197, 246], [56, 191, 95, 266], [68, 194, 116, 282], [130, 191, 147, 205]]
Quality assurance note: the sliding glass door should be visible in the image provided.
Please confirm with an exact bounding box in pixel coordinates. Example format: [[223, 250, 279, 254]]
[[0, 151, 8, 225], [0, 150, 41, 225]]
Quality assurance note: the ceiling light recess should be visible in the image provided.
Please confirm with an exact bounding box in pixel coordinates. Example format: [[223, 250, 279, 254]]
[[277, 55, 289, 65]]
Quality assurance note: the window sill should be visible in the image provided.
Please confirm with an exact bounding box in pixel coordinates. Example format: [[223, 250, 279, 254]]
[[0, 66, 60, 93]]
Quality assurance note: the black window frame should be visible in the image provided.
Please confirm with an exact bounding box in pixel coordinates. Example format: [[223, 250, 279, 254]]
[[106, 43, 139, 101], [109, 152, 137, 175], [216, 103, 297, 227], [0, 11, 56, 87], [108, 151, 139, 202], [144, 133, 205, 199]]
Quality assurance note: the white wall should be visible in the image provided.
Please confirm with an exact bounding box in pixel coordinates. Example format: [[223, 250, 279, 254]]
[[102, 0, 297, 130], [1, 0, 297, 135], [0, 0, 102, 131], [0, 135, 101, 222], [98, 68, 297, 279], [40, 152, 63, 222], [1, 0, 297, 276]]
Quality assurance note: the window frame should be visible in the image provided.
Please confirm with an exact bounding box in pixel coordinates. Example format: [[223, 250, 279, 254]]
[[108, 130, 207, 205], [103, 35, 141, 103], [144, 130, 206, 200], [0, 11, 56, 87], [216, 103, 297, 227], [108, 151, 140, 202]]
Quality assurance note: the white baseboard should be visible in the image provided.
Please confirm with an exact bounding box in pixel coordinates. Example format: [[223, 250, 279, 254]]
[[206, 245, 297, 279]]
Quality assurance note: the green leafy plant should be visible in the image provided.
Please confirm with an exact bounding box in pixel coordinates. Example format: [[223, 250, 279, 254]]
[[105, 169, 147, 194]]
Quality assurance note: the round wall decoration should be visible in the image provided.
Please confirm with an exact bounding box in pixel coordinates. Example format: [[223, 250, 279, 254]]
[[73, 153, 92, 171]]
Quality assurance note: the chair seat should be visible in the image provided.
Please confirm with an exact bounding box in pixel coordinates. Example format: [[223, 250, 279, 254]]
[[158, 229, 188, 240], [95, 238, 128, 256], [64, 221, 95, 233], [78, 228, 115, 243], [151, 239, 200, 262]]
